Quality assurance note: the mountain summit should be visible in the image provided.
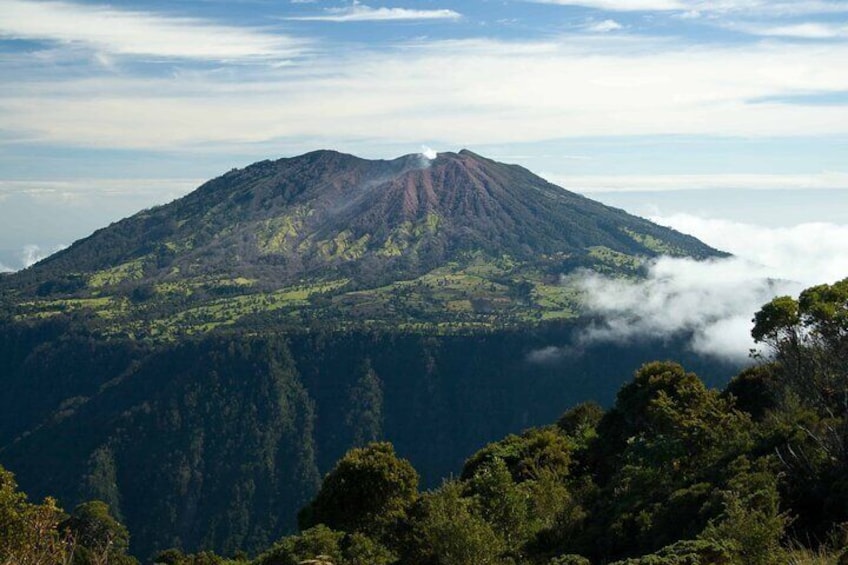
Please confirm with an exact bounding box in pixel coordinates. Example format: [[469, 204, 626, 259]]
[[1, 150, 723, 334]]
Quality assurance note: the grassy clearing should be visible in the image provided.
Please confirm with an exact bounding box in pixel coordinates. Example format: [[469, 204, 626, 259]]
[[258, 207, 311, 253], [88, 259, 145, 288], [146, 279, 350, 336], [623, 228, 687, 257], [588, 246, 642, 270], [15, 296, 124, 321]]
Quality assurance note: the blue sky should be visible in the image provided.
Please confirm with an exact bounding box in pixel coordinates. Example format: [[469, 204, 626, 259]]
[[1, 0, 848, 270]]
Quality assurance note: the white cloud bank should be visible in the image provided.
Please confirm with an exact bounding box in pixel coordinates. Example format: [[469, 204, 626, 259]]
[[575, 215, 848, 361], [5, 35, 848, 149], [548, 172, 848, 193], [0, 0, 304, 60], [0, 178, 202, 200]]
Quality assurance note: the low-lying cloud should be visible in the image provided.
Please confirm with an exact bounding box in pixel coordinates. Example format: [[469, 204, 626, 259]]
[[21, 244, 66, 268], [574, 215, 848, 361], [0, 244, 67, 272]]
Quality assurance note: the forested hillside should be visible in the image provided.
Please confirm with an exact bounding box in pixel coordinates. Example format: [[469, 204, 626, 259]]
[[3, 278, 848, 564], [0, 150, 739, 558], [0, 317, 736, 558]]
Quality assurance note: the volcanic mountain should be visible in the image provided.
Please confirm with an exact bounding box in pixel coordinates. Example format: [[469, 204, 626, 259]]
[[1, 149, 722, 335], [0, 150, 737, 558]]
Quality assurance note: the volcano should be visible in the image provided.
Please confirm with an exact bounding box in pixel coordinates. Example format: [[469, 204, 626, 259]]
[[1, 149, 723, 335], [0, 151, 736, 557]]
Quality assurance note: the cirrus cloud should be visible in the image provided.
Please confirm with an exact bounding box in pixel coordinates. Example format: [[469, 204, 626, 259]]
[[4, 36, 848, 149], [530, 0, 848, 15], [284, 2, 461, 22], [0, 0, 306, 60]]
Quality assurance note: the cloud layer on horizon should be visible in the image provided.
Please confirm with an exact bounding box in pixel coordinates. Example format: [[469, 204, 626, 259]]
[[549, 172, 848, 193], [4, 28, 848, 150], [573, 214, 848, 361]]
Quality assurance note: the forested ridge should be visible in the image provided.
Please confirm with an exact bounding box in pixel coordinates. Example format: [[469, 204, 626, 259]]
[[0, 316, 735, 559], [3, 278, 848, 564]]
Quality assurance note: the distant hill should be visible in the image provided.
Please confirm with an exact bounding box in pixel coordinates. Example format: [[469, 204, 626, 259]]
[[0, 150, 736, 559], [0, 149, 723, 337]]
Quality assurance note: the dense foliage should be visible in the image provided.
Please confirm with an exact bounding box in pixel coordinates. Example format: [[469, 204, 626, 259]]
[[116, 277, 848, 563], [1, 276, 847, 563], [0, 317, 733, 559], [0, 148, 734, 559], [0, 466, 136, 565], [227, 301, 848, 564]]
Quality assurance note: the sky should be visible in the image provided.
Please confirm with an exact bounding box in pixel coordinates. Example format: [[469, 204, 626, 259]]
[[1, 0, 847, 356]]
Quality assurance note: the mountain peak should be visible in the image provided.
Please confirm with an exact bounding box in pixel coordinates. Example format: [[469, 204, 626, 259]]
[[1, 150, 725, 335]]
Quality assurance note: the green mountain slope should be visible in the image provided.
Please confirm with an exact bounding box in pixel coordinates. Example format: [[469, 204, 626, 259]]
[[0, 150, 735, 558], [0, 150, 723, 337]]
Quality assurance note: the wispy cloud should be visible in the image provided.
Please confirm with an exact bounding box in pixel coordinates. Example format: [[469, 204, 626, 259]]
[[285, 2, 461, 22], [4, 37, 848, 148], [546, 172, 848, 192], [532, 0, 685, 11], [574, 215, 848, 360], [0, 0, 305, 60], [0, 179, 201, 201], [584, 19, 623, 32], [733, 22, 848, 39], [531, 0, 848, 16]]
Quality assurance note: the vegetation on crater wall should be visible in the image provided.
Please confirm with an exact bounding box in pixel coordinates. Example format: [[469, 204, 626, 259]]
[[2, 277, 847, 563]]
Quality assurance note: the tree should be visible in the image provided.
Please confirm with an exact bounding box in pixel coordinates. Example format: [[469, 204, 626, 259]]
[[462, 427, 574, 483], [466, 458, 531, 550], [556, 402, 603, 442], [255, 527, 394, 565], [0, 464, 73, 565], [298, 443, 418, 538], [345, 360, 383, 447], [751, 278, 848, 537], [401, 481, 503, 565], [579, 363, 755, 560], [256, 525, 344, 565], [698, 458, 787, 565], [752, 278, 848, 415], [61, 500, 137, 565]]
